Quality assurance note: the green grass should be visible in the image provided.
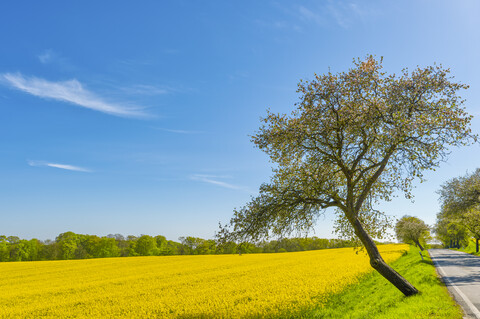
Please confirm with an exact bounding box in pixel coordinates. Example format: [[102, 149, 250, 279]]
[[456, 239, 480, 256], [277, 246, 463, 319]]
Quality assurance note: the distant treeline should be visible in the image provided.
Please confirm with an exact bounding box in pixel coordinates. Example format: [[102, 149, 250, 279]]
[[0, 232, 355, 262]]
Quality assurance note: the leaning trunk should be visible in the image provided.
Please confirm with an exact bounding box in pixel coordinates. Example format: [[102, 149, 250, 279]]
[[350, 216, 419, 296], [413, 239, 424, 251]]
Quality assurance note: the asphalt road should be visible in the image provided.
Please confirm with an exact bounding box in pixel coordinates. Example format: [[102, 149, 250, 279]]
[[429, 249, 480, 319]]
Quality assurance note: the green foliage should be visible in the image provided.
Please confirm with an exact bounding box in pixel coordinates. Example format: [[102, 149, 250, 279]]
[[0, 232, 355, 262], [0, 236, 9, 262], [220, 55, 475, 246], [56, 231, 80, 260], [456, 238, 480, 256], [219, 55, 475, 296], [395, 216, 430, 250], [437, 169, 480, 251], [434, 218, 469, 249], [179, 236, 218, 255], [438, 168, 480, 214], [97, 237, 120, 258], [135, 235, 158, 256]]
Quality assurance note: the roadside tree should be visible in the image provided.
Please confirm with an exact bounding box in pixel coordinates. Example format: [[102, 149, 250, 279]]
[[395, 216, 430, 250], [218, 56, 475, 296], [460, 209, 480, 252], [438, 170, 480, 252], [434, 215, 469, 248]]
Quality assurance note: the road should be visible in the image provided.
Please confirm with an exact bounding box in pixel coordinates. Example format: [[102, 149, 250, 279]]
[[429, 249, 480, 319]]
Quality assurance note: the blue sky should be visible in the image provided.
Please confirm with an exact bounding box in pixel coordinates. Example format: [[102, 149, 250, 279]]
[[1, 1, 479, 241]]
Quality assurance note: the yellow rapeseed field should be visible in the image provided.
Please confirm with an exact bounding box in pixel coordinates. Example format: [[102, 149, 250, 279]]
[[0, 244, 408, 318]]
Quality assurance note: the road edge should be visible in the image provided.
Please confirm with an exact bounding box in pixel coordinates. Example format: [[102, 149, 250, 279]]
[[429, 249, 480, 319]]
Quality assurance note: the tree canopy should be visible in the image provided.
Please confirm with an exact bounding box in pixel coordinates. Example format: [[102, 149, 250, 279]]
[[437, 169, 480, 252], [438, 168, 480, 214], [395, 216, 430, 251], [219, 56, 476, 296], [0, 232, 354, 262], [434, 214, 469, 249]]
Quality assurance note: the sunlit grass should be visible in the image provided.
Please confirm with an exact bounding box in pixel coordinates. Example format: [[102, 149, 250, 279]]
[[299, 246, 463, 319], [456, 239, 480, 256]]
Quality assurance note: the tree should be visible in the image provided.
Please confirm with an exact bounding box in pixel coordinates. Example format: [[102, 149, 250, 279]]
[[154, 235, 167, 254], [40, 239, 58, 260], [438, 168, 480, 213], [196, 239, 216, 255], [179, 236, 203, 255], [75, 234, 99, 259], [218, 56, 475, 296], [88, 237, 119, 258], [434, 214, 469, 249], [125, 235, 138, 256], [25, 239, 42, 261], [438, 169, 480, 252], [9, 239, 29, 261], [0, 236, 9, 261], [164, 240, 181, 255], [460, 209, 480, 252], [395, 216, 430, 250], [135, 235, 158, 256], [56, 231, 80, 260]]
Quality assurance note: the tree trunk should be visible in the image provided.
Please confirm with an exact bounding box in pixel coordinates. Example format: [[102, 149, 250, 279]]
[[476, 238, 479, 253], [413, 239, 424, 251], [350, 216, 419, 296]]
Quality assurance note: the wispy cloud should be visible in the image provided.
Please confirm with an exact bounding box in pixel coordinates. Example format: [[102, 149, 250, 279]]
[[37, 49, 75, 71], [161, 49, 180, 55], [296, 1, 377, 29], [152, 127, 203, 134], [38, 50, 55, 64], [298, 6, 325, 25], [28, 160, 92, 172], [325, 3, 350, 28], [116, 58, 156, 67], [0, 73, 148, 118], [191, 174, 244, 190], [121, 84, 169, 96], [254, 19, 303, 32], [228, 71, 250, 81]]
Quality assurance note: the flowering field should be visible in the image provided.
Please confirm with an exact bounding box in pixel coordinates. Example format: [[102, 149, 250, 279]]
[[0, 244, 408, 318]]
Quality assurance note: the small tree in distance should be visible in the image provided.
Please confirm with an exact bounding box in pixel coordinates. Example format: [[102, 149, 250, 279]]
[[217, 56, 476, 297], [395, 216, 430, 251]]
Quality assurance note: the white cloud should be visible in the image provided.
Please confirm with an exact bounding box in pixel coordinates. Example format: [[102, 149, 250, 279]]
[[38, 49, 54, 64], [191, 174, 243, 190], [28, 160, 92, 172], [1, 73, 148, 118], [298, 6, 325, 25], [326, 3, 350, 28], [296, 1, 377, 29], [37, 49, 76, 71], [122, 84, 169, 96], [153, 127, 203, 134], [254, 19, 302, 32]]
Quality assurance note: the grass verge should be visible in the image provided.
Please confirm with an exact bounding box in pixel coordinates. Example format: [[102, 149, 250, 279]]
[[456, 239, 480, 256], [277, 246, 463, 318]]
